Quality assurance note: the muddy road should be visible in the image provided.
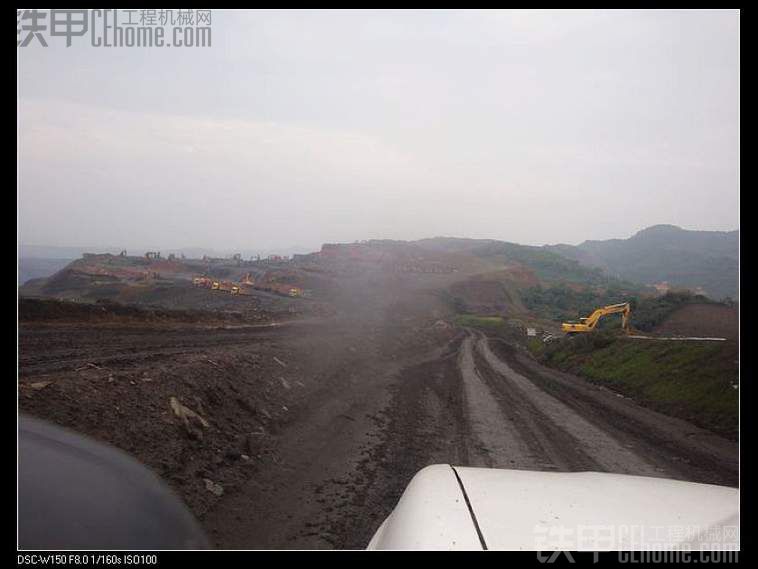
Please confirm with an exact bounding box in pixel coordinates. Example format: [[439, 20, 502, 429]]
[[19, 311, 738, 549], [235, 326, 736, 550]]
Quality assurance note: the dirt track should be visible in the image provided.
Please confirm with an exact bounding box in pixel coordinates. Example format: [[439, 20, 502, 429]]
[[205, 326, 737, 549], [19, 304, 739, 549]]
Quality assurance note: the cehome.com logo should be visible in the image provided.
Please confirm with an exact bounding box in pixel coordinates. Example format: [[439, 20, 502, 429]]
[[18, 9, 212, 48]]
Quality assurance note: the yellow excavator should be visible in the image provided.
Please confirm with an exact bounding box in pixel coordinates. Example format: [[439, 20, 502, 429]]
[[561, 302, 631, 335]]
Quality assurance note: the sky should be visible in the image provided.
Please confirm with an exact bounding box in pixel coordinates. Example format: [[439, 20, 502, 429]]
[[18, 9, 739, 252]]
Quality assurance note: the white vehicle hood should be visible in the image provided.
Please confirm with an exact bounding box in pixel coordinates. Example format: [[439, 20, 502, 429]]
[[367, 465, 739, 551]]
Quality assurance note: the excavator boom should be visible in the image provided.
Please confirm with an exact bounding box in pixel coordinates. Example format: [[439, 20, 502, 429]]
[[561, 302, 631, 334]]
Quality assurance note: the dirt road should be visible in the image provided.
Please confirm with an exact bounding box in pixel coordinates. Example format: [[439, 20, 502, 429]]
[[202, 327, 738, 549], [20, 316, 739, 550]]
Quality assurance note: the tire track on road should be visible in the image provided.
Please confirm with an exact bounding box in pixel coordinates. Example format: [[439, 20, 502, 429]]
[[487, 336, 738, 486], [471, 347, 600, 472], [457, 333, 537, 469], [458, 329, 664, 477]]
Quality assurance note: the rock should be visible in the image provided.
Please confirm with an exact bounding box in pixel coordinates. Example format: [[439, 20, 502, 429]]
[[432, 320, 452, 330], [280, 377, 291, 390], [203, 478, 224, 497], [169, 396, 210, 439], [28, 381, 52, 390], [241, 454, 250, 461]]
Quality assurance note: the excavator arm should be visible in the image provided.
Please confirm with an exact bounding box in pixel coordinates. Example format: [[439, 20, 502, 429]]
[[561, 303, 630, 334]]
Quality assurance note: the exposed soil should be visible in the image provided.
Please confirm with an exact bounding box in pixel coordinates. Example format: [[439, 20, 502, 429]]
[[18, 268, 739, 549], [654, 303, 739, 340], [448, 276, 527, 316]]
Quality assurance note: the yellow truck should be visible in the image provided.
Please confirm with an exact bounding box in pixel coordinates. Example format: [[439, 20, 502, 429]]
[[561, 302, 631, 335]]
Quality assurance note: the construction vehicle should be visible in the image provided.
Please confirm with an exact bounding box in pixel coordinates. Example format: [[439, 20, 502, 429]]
[[192, 276, 212, 288], [215, 280, 240, 294], [561, 302, 631, 335], [193, 276, 240, 295]]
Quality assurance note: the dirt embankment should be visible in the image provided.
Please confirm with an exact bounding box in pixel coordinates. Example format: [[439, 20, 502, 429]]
[[18, 279, 458, 546], [19, 297, 274, 326], [653, 303, 738, 340], [448, 276, 527, 316], [19, 321, 319, 519]]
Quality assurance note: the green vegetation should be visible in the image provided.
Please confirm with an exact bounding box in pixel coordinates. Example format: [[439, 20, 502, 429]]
[[469, 241, 614, 285], [522, 283, 641, 324], [454, 314, 538, 347], [630, 291, 715, 331], [523, 286, 719, 332], [496, 243, 608, 283], [527, 337, 546, 357], [454, 314, 507, 330], [533, 333, 738, 438], [548, 225, 739, 300]]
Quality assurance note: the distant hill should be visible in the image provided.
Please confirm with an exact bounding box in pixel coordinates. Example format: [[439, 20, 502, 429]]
[[20, 227, 738, 316], [546, 225, 738, 300], [415, 237, 634, 287], [17, 244, 318, 286]]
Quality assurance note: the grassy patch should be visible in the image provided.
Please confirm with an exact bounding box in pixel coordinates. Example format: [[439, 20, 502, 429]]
[[540, 335, 738, 439], [521, 284, 642, 324], [454, 314, 507, 330], [523, 287, 723, 333], [526, 337, 546, 357]]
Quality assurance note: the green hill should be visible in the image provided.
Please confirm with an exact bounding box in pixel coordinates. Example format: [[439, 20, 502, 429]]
[[546, 225, 738, 300], [416, 237, 620, 286]]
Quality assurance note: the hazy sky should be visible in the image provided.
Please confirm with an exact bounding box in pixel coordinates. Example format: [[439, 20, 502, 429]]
[[18, 9, 739, 251]]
